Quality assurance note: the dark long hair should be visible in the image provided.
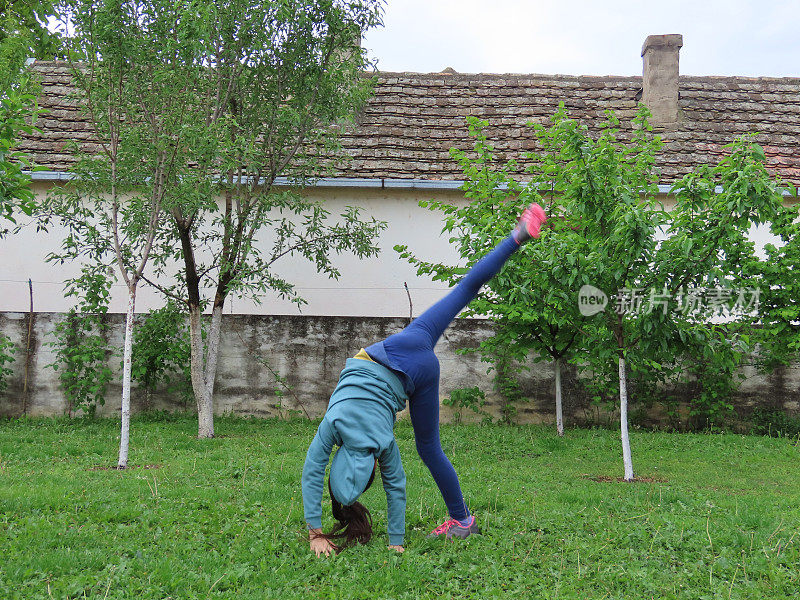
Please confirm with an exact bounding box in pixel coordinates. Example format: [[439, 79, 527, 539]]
[[316, 461, 376, 552]]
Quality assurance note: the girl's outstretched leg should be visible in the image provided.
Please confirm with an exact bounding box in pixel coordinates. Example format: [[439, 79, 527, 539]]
[[410, 202, 547, 346]]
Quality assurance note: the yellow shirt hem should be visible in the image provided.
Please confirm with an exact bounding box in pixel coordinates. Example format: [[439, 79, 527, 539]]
[[353, 348, 376, 362]]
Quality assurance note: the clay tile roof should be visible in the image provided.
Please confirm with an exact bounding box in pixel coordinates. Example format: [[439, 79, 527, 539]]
[[18, 62, 800, 187]]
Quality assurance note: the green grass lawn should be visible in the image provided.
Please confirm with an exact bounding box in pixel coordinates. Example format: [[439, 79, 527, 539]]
[[0, 416, 798, 599]]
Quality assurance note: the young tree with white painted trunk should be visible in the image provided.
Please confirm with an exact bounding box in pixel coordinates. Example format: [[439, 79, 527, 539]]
[[40, 0, 193, 466], [553, 108, 789, 479], [537, 108, 667, 477]]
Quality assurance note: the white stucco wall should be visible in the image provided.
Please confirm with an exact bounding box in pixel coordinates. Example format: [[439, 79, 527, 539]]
[[0, 182, 467, 317], [0, 181, 786, 318]]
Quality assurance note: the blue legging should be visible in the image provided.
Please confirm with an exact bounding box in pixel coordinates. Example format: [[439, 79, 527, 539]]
[[367, 235, 520, 520]]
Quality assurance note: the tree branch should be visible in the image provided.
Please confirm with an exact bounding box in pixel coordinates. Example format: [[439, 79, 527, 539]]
[[139, 272, 187, 305], [266, 231, 351, 267]]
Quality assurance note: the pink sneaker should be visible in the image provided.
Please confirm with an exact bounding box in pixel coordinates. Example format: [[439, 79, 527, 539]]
[[427, 515, 480, 539], [513, 203, 547, 243]]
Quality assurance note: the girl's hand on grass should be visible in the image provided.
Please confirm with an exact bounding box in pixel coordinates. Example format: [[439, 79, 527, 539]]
[[388, 545, 404, 553], [309, 529, 337, 557]]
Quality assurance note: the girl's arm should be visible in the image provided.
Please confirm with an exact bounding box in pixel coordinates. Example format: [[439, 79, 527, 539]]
[[379, 440, 407, 547], [301, 419, 337, 532]]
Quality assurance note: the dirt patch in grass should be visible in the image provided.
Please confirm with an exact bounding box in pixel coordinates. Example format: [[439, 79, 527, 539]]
[[88, 464, 162, 471], [582, 474, 667, 483]]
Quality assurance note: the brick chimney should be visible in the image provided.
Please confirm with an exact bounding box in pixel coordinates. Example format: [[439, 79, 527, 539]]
[[641, 34, 683, 126]]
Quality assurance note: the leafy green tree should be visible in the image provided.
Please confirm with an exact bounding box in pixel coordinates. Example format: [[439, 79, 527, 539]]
[[565, 116, 789, 478], [396, 115, 583, 432], [140, 0, 387, 439], [54, 0, 387, 439], [42, 0, 190, 465], [524, 107, 668, 478]]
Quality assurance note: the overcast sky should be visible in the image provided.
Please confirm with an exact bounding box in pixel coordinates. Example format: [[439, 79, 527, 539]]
[[362, 0, 800, 77]]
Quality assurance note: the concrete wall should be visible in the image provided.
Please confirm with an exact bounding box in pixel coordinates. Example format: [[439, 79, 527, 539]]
[[1, 311, 798, 428]]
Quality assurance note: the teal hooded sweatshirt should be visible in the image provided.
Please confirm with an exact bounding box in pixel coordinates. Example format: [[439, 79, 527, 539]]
[[302, 358, 408, 546]]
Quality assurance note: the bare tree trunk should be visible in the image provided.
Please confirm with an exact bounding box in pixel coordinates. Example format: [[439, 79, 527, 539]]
[[188, 304, 214, 438], [197, 304, 224, 437], [555, 357, 564, 437], [175, 220, 218, 438], [204, 305, 223, 394], [118, 285, 136, 468], [619, 355, 634, 481]]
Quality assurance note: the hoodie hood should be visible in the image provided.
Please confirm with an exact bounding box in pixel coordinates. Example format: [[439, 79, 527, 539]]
[[329, 445, 374, 506]]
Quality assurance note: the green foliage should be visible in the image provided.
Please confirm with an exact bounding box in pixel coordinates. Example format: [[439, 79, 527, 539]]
[[0, 331, 16, 395], [0, 1, 63, 78], [396, 113, 583, 427], [743, 180, 800, 371], [59, 0, 389, 308], [38, 0, 184, 283], [1, 1, 62, 234], [442, 386, 487, 424], [536, 106, 667, 399], [1, 418, 800, 598], [263, 359, 307, 420], [659, 139, 793, 428], [683, 326, 749, 428], [48, 266, 113, 417], [242, 335, 309, 419], [491, 350, 526, 424], [130, 302, 192, 410]]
